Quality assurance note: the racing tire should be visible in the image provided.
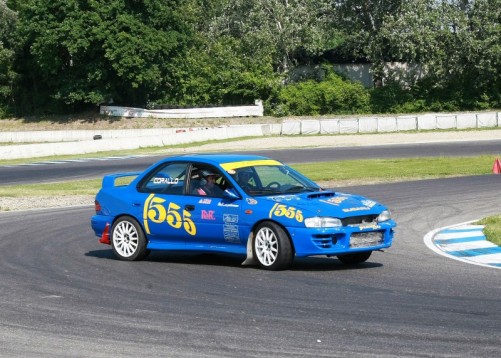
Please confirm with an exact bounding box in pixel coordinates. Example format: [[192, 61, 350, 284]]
[[111, 216, 150, 261], [337, 251, 372, 265], [253, 222, 293, 270]]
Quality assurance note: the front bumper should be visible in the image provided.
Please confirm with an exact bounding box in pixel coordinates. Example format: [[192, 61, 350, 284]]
[[288, 221, 396, 257]]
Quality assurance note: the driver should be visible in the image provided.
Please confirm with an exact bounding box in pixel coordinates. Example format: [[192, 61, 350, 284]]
[[196, 169, 224, 196], [236, 167, 255, 193]]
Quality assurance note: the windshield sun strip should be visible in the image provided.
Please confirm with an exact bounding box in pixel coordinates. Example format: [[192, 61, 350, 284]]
[[220, 160, 282, 171]]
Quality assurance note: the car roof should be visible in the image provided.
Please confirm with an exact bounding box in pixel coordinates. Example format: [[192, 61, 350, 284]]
[[164, 153, 276, 165]]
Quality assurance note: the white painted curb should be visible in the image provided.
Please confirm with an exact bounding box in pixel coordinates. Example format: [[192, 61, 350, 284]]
[[423, 220, 501, 270]]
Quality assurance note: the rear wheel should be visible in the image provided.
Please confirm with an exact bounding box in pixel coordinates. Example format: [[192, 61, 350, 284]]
[[111, 216, 149, 261], [253, 222, 293, 270], [337, 251, 372, 265]]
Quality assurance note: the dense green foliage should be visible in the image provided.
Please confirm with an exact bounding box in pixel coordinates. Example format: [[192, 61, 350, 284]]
[[275, 69, 370, 115], [0, 0, 499, 116]]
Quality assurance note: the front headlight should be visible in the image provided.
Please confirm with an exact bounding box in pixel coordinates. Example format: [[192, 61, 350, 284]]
[[304, 217, 342, 228], [377, 210, 391, 222]]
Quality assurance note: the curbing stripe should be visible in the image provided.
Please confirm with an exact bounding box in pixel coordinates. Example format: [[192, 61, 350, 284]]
[[434, 236, 486, 245], [424, 220, 501, 270], [446, 246, 501, 257]]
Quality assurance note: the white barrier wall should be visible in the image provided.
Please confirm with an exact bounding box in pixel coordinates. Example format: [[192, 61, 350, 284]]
[[100, 101, 264, 119], [378, 117, 398, 132], [1, 111, 500, 159], [396, 116, 417, 131], [280, 111, 500, 136], [320, 120, 340, 134], [0, 125, 267, 160], [436, 114, 456, 129], [478, 112, 498, 128]]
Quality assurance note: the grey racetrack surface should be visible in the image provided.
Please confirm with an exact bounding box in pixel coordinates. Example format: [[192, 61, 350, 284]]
[[1, 174, 500, 357], [2, 139, 501, 185]]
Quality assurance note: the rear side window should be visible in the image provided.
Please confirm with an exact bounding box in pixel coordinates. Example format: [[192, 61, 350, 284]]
[[138, 162, 188, 195]]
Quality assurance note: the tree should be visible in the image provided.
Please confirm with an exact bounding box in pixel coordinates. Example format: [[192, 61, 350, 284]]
[[14, 0, 193, 112], [0, 0, 17, 113], [208, 0, 337, 73], [331, 0, 404, 84], [380, 0, 501, 108]]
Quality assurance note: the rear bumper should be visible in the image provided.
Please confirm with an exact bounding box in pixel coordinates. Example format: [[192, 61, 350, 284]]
[[91, 215, 112, 237]]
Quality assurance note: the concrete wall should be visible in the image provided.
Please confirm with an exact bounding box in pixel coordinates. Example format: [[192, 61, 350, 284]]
[[1, 111, 500, 160], [281, 112, 501, 135], [333, 63, 424, 88]]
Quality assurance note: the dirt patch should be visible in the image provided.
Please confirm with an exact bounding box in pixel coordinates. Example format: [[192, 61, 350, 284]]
[[0, 114, 284, 131]]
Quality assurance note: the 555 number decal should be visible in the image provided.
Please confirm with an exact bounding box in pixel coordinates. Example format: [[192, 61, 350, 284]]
[[143, 194, 196, 235], [269, 203, 303, 223]]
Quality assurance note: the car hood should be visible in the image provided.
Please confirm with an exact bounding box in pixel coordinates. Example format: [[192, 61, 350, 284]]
[[263, 191, 387, 217]]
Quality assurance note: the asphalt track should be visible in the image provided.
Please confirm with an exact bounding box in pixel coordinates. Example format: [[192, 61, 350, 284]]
[[2, 139, 501, 185], [1, 146, 501, 357]]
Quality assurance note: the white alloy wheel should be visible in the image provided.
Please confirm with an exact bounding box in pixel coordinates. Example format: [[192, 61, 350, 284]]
[[255, 226, 279, 266], [111, 216, 149, 261], [253, 222, 293, 270], [113, 221, 139, 257]]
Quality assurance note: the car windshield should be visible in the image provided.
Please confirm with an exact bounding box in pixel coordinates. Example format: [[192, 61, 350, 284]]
[[231, 165, 320, 196]]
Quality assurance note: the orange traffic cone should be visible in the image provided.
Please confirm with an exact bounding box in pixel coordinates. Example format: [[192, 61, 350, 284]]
[[492, 158, 501, 174]]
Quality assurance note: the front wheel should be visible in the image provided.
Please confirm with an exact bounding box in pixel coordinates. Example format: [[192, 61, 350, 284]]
[[111, 216, 149, 261], [253, 222, 293, 270], [337, 251, 372, 265]]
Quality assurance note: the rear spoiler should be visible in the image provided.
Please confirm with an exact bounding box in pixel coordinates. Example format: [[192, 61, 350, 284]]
[[102, 173, 141, 188]]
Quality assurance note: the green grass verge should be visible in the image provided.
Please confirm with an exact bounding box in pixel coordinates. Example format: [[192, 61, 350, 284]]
[[293, 155, 497, 182], [476, 215, 501, 246], [1, 154, 499, 197]]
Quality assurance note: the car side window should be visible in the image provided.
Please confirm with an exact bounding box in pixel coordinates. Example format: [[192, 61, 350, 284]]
[[189, 164, 232, 197], [139, 162, 188, 194]]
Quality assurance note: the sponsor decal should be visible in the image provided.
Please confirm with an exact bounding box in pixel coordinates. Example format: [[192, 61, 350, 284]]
[[220, 160, 281, 171], [270, 195, 300, 202], [153, 177, 180, 185], [342, 206, 370, 213], [361, 200, 376, 208], [320, 196, 348, 206], [198, 198, 212, 204], [201, 210, 216, 220], [268, 203, 304, 222], [357, 223, 381, 230], [143, 194, 196, 235], [246, 198, 258, 205], [223, 214, 239, 223], [218, 202, 239, 208], [223, 214, 240, 243]]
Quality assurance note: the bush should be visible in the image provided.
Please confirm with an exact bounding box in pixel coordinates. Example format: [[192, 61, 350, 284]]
[[272, 69, 371, 116]]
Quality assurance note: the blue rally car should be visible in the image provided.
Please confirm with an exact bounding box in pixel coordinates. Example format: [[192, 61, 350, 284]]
[[91, 154, 396, 270]]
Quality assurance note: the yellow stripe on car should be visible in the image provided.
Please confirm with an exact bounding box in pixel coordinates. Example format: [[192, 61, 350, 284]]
[[220, 160, 282, 171]]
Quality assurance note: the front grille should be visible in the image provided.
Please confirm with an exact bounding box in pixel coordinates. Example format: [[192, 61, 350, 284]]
[[341, 215, 378, 226]]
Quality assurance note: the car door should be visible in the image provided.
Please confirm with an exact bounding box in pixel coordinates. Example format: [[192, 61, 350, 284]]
[[183, 164, 243, 249], [135, 161, 191, 248]]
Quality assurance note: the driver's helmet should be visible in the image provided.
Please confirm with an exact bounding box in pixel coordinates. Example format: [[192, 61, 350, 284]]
[[201, 169, 219, 178], [236, 167, 253, 184], [199, 169, 220, 187]]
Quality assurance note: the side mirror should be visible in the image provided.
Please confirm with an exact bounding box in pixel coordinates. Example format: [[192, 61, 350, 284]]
[[223, 188, 241, 200]]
